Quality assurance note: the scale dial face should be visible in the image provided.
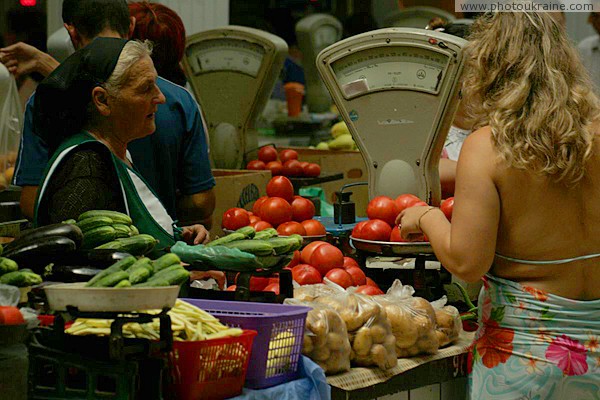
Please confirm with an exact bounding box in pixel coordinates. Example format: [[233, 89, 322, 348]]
[[186, 38, 265, 77], [313, 25, 339, 51], [331, 45, 449, 98]]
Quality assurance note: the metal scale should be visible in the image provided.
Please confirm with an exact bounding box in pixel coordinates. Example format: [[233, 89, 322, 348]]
[[316, 28, 467, 298], [183, 26, 288, 169], [295, 13, 343, 113]]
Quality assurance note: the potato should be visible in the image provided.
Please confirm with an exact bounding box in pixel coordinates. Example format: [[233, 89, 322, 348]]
[[310, 317, 328, 337], [417, 331, 439, 354], [326, 332, 347, 351], [303, 334, 314, 354], [384, 334, 396, 349], [370, 323, 388, 344], [312, 345, 331, 361], [436, 330, 450, 347], [323, 351, 351, 374], [435, 309, 454, 329], [370, 344, 389, 369], [412, 314, 434, 336], [353, 327, 373, 356]]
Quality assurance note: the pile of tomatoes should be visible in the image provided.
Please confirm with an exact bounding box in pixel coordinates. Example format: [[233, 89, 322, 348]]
[[222, 176, 327, 236], [246, 146, 321, 178], [352, 194, 454, 242], [290, 241, 383, 294]]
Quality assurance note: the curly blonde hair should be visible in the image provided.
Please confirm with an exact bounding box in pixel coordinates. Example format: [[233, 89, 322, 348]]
[[462, 10, 600, 185]]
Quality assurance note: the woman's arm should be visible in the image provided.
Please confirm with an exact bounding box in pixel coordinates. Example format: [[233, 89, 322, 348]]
[[398, 127, 501, 282]]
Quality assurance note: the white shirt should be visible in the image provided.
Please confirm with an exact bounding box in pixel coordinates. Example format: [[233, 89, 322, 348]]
[[578, 35, 600, 94], [443, 125, 471, 161]]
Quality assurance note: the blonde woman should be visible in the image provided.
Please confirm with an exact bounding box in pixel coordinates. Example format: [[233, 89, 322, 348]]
[[397, 10, 600, 399]]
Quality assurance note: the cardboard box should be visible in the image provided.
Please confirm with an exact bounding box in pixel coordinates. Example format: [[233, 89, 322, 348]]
[[280, 147, 369, 216], [211, 169, 271, 237]]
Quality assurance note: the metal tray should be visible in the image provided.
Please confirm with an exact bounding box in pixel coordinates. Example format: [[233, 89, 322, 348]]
[[350, 236, 434, 256], [44, 283, 179, 312]]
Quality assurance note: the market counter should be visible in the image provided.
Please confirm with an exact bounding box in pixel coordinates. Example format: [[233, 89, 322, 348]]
[[328, 331, 474, 400]]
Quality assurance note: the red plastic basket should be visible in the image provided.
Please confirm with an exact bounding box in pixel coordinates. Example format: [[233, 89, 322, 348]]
[[168, 330, 257, 400]]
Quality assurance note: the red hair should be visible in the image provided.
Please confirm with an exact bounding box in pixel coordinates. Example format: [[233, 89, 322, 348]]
[[129, 2, 187, 86]]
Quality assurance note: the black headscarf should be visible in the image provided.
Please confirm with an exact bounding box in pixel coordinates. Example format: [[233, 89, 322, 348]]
[[34, 37, 128, 152]]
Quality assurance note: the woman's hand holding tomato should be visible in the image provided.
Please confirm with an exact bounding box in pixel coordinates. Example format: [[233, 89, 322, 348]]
[[396, 205, 438, 241]]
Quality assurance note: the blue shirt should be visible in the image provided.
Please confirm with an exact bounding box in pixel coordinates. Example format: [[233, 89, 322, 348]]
[[14, 77, 215, 219]]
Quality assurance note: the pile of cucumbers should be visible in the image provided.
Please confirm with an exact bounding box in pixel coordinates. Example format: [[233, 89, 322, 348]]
[[171, 226, 303, 272], [74, 210, 158, 255], [85, 253, 189, 288], [0, 250, 43, 287]]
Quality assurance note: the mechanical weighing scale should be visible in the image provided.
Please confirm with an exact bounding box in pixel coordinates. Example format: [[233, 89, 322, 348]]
[[316, 28, 467, 299], [295, 13, 343, 113], [183, 27, 288, 169]]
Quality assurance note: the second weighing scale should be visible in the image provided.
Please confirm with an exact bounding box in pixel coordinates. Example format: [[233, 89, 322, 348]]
[[183, 26, 288, 169], [316, 28, 467, 297]]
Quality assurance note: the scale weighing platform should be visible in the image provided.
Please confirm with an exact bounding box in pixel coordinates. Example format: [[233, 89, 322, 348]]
[[316, 28, 467, 298], [183, 26, 288, 169]]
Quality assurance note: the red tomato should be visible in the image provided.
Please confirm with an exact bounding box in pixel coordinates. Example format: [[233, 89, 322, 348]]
[[260, 197, 292, 227], [0, 306, 24, 325], [277, 221, 307, 236], [441, 197, 454, 221], [235, 274, 269, 291], [249, 215, 261, 225], [366, 277, 380, 288], [282, 160, 303, 177], [366, 196, 399, 227], [279, 149, 299, 164], [303, 163, 321, 177], [221, 208, 250, 230], [356, 219, 392, 241], [345, 266, 366, 286], [252, 196, 269, 217], [301, 219, 326, 236], [343, 256, 359, 269], [394, 194, 423, 213], [226, 285, 237, 291], [365, 277, 380, 288], [263, 283, 280, 295], [300, 240, 328, 264], [412, 201, 428, 208], [355, 285, 384, 295], [286, 250, 301, 268], [252, 220, 273, 231], [298, 161, 310, 169], [351, 220, 369, 237], [266, 161, 283, 176], [325, 268, 354, 289], [246, 160, 266, 170], [389, 226, 407, 242], [291, 197, 315, 222], [258, 145, 278, 163], [267, 176, 294, 202], [310, 244, 344, 276], [292, 264, 322, 285]]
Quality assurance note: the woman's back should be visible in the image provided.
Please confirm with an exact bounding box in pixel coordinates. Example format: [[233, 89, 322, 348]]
[[492, 125, 600, 300]]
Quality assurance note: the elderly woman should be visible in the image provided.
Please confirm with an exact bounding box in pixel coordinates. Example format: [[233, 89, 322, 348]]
[[33, 37, 208, 248], [397, 11, 600, 399]]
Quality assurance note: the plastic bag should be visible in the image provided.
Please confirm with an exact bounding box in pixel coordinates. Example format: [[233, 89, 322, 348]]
[[375, 280, 439, 358], [431, 296, 462, 347], [293, 283, 339, 302], [286, 298, 351, 375], [0, 284, 20, 306], [312, 281, 397, 370], [0, 64, 22, 189]]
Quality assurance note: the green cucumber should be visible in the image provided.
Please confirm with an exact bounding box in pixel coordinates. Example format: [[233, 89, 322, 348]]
[[82, 226, 117, 249], [115, 279, 131, 288], [206, 232, 245, 247], [253, 228, 278, 240], [235, 226, 256, 239], [78, 210, 133, 225], [77, 216, 113, 233], [92, 270, 130, 287], [224, 240, 274, 256], [153, 253, 181, 272], [113, 224, 133, 238], [85, 256, 136, 287], [95, 234, 158, 256], [0, 257, 18, 276]]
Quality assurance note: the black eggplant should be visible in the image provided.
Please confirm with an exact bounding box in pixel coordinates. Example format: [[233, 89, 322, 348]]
[[44, 264, 103, 283], [6, 223, 83, 252], [4, 236, 77, 272]]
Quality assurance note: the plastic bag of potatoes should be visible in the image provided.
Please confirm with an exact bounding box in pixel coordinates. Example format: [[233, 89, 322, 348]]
[[312, 281, 397, 370], [293, 283, 339, 302], [285, 298, 352, 374], [430, 296, 462, 347], [373, 280, 440, 358]]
